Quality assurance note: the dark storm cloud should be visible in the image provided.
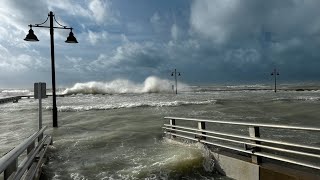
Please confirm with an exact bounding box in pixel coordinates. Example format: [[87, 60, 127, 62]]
[[90, 0, 320, 83], [187, 0, 320, 82]]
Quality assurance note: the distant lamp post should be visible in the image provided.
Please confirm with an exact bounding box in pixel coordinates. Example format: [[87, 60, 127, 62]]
[[271, 68, 279, 93], [24, 11, 78, 128], [171, 69, 181, 94]]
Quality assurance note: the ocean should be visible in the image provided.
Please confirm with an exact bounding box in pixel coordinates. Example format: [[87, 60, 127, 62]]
[[1, 76, 320, 179]]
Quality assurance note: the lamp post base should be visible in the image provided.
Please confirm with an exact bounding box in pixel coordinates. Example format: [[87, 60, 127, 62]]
[[52, 106, 58, 127]]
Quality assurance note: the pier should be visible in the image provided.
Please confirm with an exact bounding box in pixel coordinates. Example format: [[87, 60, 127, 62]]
[[0, 96, 22, 104], [163, 117, 320, 180], [0, 85, 53, 179], [0, 95, 65, 105], [0, 127, 52, 179]]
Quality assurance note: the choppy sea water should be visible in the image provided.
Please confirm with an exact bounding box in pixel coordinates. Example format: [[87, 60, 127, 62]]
[[1, 78, 320, 179]]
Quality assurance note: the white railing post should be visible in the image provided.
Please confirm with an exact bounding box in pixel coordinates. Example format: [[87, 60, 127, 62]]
[[197, 121, 206, 140], [248, 126, 261, 164], [170, 119, 176, 138]]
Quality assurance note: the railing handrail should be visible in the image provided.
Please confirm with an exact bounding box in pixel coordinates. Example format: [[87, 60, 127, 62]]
[[163, 117, 320, 171], [14, 135, 50, 179], [163, 127, 320, 158], [164, 132, 320, 170], [0, 126, 47, 173], [164, 117, 320, 131], [163, 124, 320, 151]]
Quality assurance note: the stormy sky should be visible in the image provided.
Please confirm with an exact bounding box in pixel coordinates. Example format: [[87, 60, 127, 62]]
[[1, 0, 320, 88]]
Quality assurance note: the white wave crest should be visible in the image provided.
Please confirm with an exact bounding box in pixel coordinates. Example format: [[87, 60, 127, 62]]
[[63, 76, 189, 95], [0, 89, 32, 97], [296, 96, 320, 101], [46, 99, 216, 112]]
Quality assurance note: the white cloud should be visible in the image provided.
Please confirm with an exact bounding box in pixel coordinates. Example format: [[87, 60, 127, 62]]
[[61, 56, 86, 73], [0, 51, 46, 73], [89, 0, 108, 23], [47, 0, 117, 25], [190, 0, 320, 45], [120, 34, 129, 43], [87, 30, 108, 45], [225, 48, 261, 65], [88, 39, 166, 74], [150, 12, 165, 32], [47, 0, 90, 18], [271, 38, 301, 53], [171, 24, 179, 41], [150, 12, 160, 25], [190, 0, 238, 44], [88, 31, 99, 45], [126, 22, 144, 34], [0, 44, 9, 54]]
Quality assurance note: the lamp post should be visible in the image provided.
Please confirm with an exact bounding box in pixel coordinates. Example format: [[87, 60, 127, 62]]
[[24, 11, 78, 128], [271, 68, 279, 93], [171, 69, 181, 94]]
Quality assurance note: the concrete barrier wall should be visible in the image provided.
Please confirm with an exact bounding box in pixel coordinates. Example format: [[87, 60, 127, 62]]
[[211, 151, 259, 180], [260, 163, 320, 180], [210, 151, 320, 180]]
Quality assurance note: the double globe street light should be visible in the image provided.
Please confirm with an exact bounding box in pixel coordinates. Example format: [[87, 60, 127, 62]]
[[271, 68, 280, 93], [171, 69, 181, 94], [24, 11, 78, 128]]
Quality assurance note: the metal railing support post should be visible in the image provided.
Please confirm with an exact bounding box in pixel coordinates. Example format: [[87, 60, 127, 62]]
[[170, 119, 176, 138], [4, 159, 17, 179], [197, 121, 206, 140], [248, 126, 261, 164], [27, 141, 35, 155]]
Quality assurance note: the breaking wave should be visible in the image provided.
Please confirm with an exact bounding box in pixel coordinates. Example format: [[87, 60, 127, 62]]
[[63, 76, 189, 95]]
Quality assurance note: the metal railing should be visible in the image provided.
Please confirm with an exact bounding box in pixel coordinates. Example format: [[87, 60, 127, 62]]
[[163, 117, 320, 170], [0, 126, 52, 179]]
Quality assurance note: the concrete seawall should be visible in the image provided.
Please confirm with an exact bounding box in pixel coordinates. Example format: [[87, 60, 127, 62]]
[[211, 150, 320, 180]]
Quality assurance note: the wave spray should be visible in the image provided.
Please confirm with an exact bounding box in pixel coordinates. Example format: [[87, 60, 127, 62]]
[[63, 76, 188, 95]]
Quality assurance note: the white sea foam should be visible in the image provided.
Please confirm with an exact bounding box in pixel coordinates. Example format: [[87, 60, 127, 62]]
[[274, 96, 320, 102], [295, 96, 320, 101], [0, 89, 32, 97], [226, 84, 268, 89], [63, 76, 189, 95], [48, 99, 216, 112], [162, 138, 215, 172]]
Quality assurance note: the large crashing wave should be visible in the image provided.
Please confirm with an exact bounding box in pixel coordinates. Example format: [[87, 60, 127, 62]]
[[63, 76, 189, 95]]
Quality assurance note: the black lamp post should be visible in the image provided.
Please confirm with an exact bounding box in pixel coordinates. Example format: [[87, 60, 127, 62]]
[[24, 11, 78, 128], [171, 69, 181, 94], [271, 68, 279, 93]]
